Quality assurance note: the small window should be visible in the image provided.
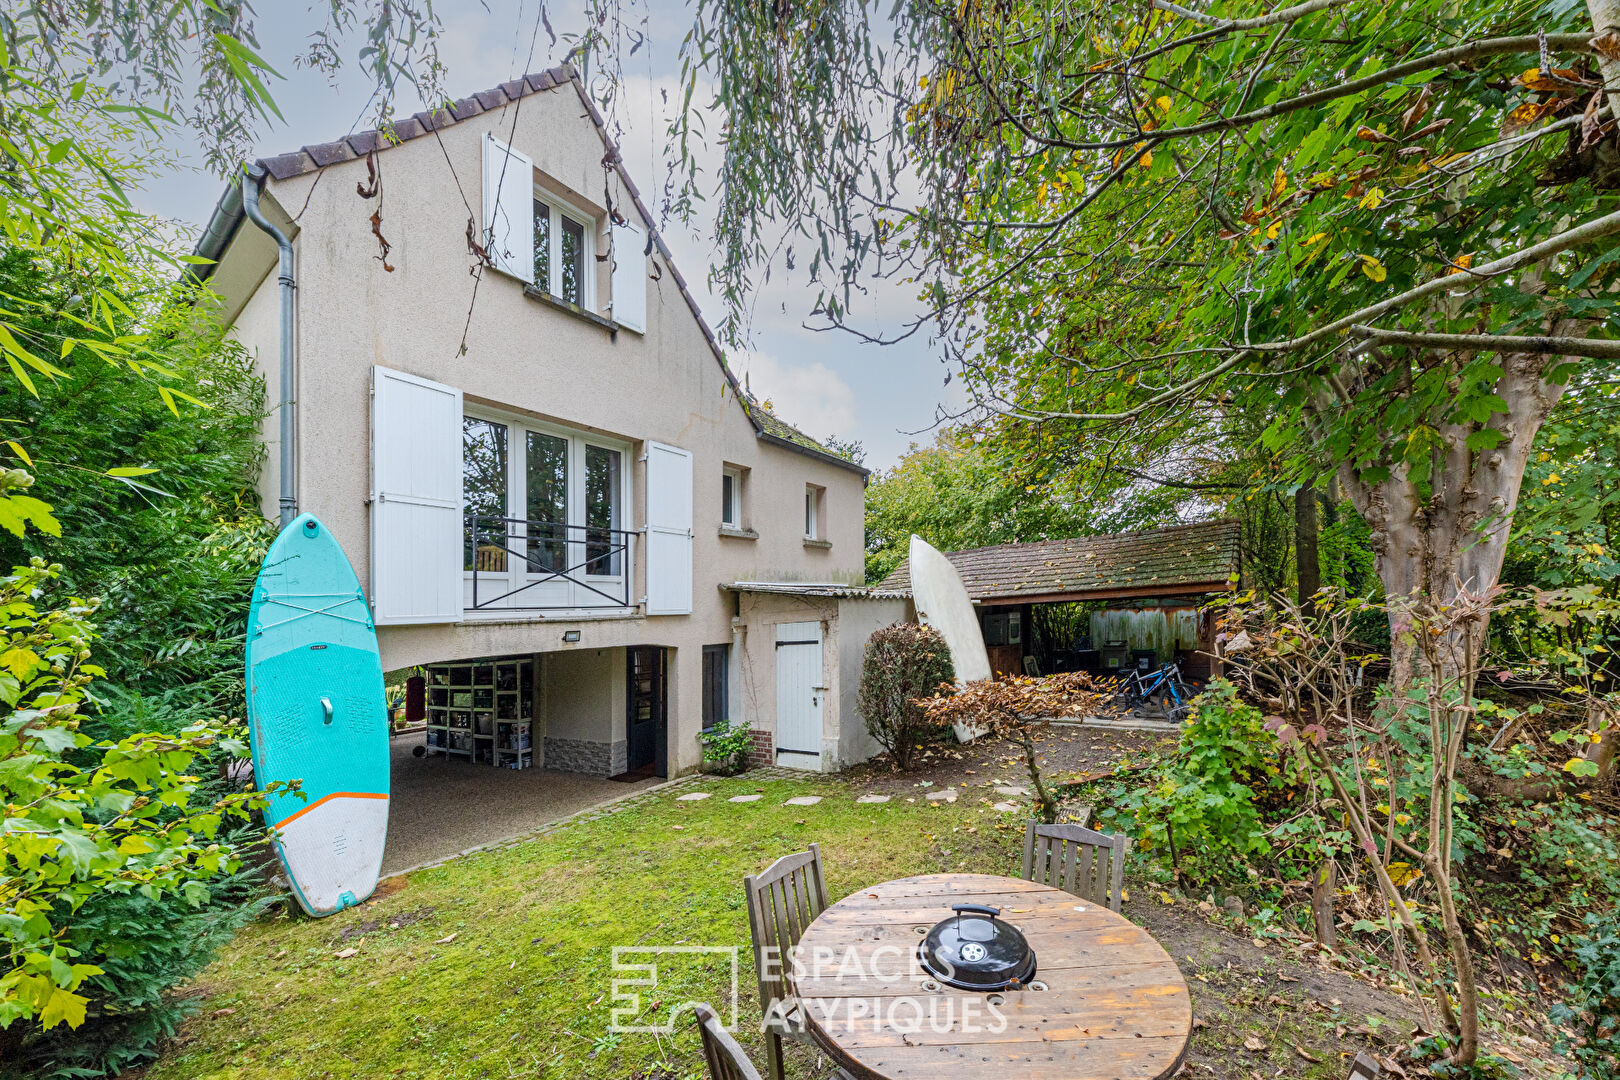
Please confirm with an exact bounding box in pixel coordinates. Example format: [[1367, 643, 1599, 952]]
[[559, 215, 586, 305], [532, 199, 552, 286], [721, 467, 743, 528], [532, 193, 594, 307], [702, 644, 730, 730], [805, 485, 823, 540], [983, 610, 1023, 647]]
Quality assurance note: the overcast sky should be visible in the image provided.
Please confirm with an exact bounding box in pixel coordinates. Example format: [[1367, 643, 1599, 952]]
[[132, 0, 958, 470]]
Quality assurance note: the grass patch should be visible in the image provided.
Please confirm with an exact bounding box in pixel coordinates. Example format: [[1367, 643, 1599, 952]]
[[148, 776, 1023, 1079]]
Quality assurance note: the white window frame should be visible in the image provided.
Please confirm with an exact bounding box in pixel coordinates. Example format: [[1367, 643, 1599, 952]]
[[721, 466, 744, 529], [533, 187, 597, 310], [462, 403, 632, 609], [804, 484, 823, 540]]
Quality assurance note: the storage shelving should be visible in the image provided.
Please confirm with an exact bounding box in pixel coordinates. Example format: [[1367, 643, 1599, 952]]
[[425, 657, 536, 769]]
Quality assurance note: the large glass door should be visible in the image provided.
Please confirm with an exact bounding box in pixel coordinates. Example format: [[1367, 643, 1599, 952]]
[[462, 411, 629, 613]]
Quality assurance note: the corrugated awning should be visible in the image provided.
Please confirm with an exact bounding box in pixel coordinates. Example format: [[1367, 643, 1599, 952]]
[[722, 582, 912, 600]]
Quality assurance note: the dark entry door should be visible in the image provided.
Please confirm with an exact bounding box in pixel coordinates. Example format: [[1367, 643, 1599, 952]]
[[626, 647, 667, 777]]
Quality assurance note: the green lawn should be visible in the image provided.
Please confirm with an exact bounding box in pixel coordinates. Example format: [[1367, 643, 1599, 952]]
[[148, 776, 1024, 1080]]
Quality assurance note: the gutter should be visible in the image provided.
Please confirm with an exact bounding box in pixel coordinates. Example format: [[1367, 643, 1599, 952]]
[[240, 163, 298, 528], [189, 181, 246, 285]]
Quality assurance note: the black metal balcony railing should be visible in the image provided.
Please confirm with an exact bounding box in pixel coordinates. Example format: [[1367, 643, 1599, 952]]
[[465, 513, 633, 610]]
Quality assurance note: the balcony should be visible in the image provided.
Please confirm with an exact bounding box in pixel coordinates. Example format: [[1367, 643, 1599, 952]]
[[465, 514, 635, 613]]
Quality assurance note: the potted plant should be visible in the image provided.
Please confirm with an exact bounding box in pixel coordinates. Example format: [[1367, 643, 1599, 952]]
[[699, 719, 753, 776]]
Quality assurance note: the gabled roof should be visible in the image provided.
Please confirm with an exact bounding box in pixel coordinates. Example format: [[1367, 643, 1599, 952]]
[[190, 63, 865, 476], [877, 520, 1242, 603]]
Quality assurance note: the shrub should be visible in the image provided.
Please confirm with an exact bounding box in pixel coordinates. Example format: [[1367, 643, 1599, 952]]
[[919, 672, 1102, 821], [16, 871, 270, 1078], [0, 561, 280, 1064], [1550, 912, 1620, 1080], [1098, 679, 1293, 885], [699, 719, 753, 775], [857, 623, 954, 769]]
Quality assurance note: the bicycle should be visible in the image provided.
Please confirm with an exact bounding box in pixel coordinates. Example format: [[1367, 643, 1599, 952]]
[[1109, 659, 1193, 723]]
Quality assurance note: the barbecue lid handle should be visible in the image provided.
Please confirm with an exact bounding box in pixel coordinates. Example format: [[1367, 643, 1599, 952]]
[[952, 903, 1001, 919]]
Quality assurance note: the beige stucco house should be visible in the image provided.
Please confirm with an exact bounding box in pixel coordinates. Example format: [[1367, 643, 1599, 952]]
[[194, 63, 904, 781]]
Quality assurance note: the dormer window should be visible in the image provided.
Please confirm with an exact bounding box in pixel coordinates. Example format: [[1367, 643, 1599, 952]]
[[533, 195, 593, 308]]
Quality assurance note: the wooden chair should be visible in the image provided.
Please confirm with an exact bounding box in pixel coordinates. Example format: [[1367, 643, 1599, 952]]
[[1022, 819, 1130, 911], [744, 844, 829, 1080], [692, 1002, 764, 1080], [1347, 1052, 1385, 1080]]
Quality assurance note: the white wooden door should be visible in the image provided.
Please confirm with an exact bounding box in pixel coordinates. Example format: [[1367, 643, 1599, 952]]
[[774, 621, 823, 768]]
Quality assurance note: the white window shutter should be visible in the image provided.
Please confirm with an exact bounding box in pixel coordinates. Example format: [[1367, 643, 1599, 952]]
[[644, 441, 692, 615], [370, 366, 463, 625], [482, 134, 535, 283], [611, 220, 647, 333]]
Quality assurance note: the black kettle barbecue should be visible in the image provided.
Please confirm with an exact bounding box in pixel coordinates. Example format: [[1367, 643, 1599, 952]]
[[917, 903, 1037, 991]]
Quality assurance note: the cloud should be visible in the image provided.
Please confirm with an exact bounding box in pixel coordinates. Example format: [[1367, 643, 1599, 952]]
[[731, 349, 858, 444]]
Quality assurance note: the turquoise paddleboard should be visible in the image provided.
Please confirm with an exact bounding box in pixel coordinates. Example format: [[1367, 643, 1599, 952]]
[[245, 514, 389, 916]]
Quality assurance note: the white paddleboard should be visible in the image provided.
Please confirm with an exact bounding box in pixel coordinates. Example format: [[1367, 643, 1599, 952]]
[[908, 535, 991, 742]]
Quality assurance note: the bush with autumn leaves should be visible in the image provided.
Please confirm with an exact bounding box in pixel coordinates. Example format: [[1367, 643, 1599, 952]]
[[918, 670, 1104, 822]]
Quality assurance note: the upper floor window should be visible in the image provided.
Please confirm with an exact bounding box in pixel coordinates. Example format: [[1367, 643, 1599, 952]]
[[721, 466, 744, 529], [805, 484, 824, 540], [533, 195, 593, 307]]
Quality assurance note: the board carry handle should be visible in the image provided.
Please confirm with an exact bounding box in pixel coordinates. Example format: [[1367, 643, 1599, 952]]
[[321, 696, 334, 725]]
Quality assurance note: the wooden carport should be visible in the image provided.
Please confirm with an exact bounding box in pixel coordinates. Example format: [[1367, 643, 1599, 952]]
[[877, 520, 1242, 678]]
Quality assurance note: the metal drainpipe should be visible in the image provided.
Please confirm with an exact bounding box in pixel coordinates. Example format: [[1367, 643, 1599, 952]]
[[241, 163, 298, 528]]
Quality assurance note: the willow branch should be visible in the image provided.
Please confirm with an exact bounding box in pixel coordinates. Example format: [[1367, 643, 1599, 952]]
[[1151, 0, 1360, 31], [1350, 326, 1620, 358], [1051, 34, 1597, 152]]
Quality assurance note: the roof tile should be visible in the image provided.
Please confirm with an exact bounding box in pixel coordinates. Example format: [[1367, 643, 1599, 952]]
[[448, 96, 484, 121], [475, 88, 507, 111], [259, 151, 316, 181], [345, 130, 387, 156], [302, 141, 357, 167], [878, 520, 1241, 601]]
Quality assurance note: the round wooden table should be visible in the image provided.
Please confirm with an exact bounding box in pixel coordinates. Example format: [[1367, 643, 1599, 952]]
[[789, 873, 1192, 1080]]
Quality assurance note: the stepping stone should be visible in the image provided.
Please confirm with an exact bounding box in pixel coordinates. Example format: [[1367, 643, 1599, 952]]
[[994, 785, 1029, 796], [925, 789, 958, 802], [676, 792, 711, 801], [728, 794, 763, 803], [992, 802, 1020, 813], [856, 794, 890, 804], [784, 796, 822, 806]]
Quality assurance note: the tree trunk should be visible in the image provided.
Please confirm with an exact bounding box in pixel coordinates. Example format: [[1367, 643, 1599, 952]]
[[1337, 347, 1569, 692], [1295, 482, 1320, 616], [1311, 859, 1337, 947]]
